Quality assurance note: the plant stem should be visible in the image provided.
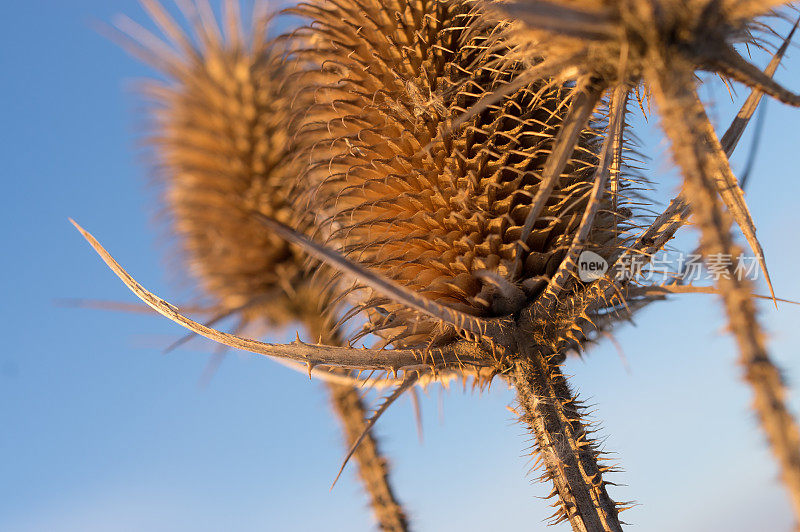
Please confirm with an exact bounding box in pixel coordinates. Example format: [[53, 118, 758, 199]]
[[306, 316, 410, 532], [327, 382, 410, 532], [512, 340, 623, 532]]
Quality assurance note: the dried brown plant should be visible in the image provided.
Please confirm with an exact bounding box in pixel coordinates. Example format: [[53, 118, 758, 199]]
[[70, 0, 800, 530]]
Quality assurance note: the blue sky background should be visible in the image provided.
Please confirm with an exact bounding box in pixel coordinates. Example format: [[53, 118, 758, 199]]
[[2, 1, 800, 531]]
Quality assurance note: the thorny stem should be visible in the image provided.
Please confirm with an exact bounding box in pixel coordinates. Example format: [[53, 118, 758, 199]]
[[512, 337, 623, 532], [327, 383, 410, 532], [649, 60, 800, 521], [306, 317, 410, 532]]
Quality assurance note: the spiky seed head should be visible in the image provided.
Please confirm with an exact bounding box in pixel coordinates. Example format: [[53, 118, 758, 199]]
[[290, 0, 642, 348], [126, 0, 314, 326]]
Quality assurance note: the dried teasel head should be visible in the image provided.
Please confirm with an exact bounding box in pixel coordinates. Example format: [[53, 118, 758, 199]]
[[113, 0, 318, 327], [289, 0, 647, 352], [253, 2, 650, 526]]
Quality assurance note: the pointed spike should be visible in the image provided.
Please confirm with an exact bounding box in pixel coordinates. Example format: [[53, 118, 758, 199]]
[[331, 374, 419, 490], [713, 43, 800, 108], [719, 17, 800, 155]]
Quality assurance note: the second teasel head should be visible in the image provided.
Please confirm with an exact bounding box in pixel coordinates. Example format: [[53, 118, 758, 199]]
[[117, 0, 322, 327]]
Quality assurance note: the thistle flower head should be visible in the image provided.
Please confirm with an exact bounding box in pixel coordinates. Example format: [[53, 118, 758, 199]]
[[292, 0, 644, 349]]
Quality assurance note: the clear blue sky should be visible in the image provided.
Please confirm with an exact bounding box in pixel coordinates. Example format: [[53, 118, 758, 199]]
[[2, 2, 800, 531]]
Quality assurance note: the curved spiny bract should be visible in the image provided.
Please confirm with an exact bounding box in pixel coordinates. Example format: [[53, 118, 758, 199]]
[[117, 2, 411, 530], [490, 0, 800, 519], [286, 0, 644, 529]]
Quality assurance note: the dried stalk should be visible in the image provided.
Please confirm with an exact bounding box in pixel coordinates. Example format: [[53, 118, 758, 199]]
[[306, 317, 410, 532], [649, 60, 800, 517], [326, 383, 410, 531], [512, 341, 623, 531]]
